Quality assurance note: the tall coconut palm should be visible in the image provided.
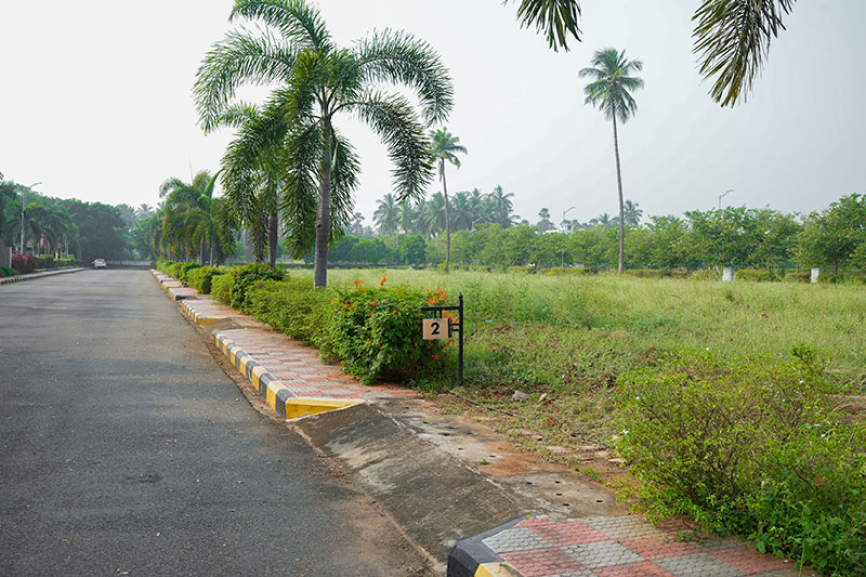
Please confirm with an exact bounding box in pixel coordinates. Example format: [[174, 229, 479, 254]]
[[195, 0, 453, 287], [429, 129, 467, 270], [580, 48, 644, 274], [373, 193, 399, 235], [488, 185, 518, 227]]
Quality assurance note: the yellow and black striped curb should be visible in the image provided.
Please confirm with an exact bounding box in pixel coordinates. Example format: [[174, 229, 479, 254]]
[[178, 299, 226, 326], [213, 331, 361, 420], [0, 267, 88, 285], [448, 518, 524, 577]]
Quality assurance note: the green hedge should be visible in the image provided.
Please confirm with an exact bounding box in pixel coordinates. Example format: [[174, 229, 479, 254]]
[[785, 272, 810, 283], [247, 278, 333, 343], [546, 266, 591, 276], [614, 348, 866, 574], [736, 269, 781, 282], [0, 266, 18, 278], [211, 273, 234, 305], [187, 266, 225, 294]]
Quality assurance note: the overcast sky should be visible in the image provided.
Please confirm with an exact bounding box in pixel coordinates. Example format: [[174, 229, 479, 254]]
[[1, 0, 863, 227]]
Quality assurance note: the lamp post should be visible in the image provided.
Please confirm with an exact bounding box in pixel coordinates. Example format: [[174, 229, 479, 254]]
[[20, 182, 41, 254], [561, 206, 576, 267], [718, 189, 733, 211]]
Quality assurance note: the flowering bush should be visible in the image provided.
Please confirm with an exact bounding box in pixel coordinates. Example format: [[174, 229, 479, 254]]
[[11, 253, 36, 274], [319, 279, 448, 384], [0, 266, 19, 278]]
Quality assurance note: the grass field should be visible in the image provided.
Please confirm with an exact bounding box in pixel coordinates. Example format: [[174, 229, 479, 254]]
[[293, 268, 866, 393]]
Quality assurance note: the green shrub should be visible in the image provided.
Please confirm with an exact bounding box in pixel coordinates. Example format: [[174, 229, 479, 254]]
[[613, 349, 866, 574], [35, 254, 55, 269], [785, 272, 810, 283], [187, 266, 224, 294], [229, 264, 286, 312], [0, 266, 19, 278], [736, 269, 780, 282], [319, 282, 448, 384], [211, 273, 234, 305], [247, 278, 334, 343], [819, 273, 866, 286], [690, 268, 719, 281], [176, 262, 200, 285], [506, 266, 535, 275], [546, 266, 591, 276], [461, 265, 491, 273], [624, 269, 669, 278]]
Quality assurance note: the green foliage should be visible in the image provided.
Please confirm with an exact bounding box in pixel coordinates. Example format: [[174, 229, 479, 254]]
[[613, 350, 866, 574], [211, 273, 235, 305], [690, 268, 719, 281], [0, 266, 18, 277], [546, 266, 590, 276], [229, 264, 286, 312], [735, 269, 780, 282], [247, 278, 334, 343], [785, 272, 810, 283], [186, 266, 225, 294], [169, 261, 200, 285], [623, 268, 669, 278], [318, 282, 448, 384]]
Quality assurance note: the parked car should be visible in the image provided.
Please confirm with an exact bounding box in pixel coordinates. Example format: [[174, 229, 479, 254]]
[[92, 259, 107, 269]]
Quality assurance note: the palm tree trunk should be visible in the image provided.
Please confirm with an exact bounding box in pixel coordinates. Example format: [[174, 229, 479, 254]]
[[314, 171, 332, 288], [612, 115, 625, 274], [442, 161, 451, 272], [268, 213, 278, 269], [200, 237, 207, 265]]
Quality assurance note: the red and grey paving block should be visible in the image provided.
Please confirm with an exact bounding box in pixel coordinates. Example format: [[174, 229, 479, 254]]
[[448, 516, 808, 577]]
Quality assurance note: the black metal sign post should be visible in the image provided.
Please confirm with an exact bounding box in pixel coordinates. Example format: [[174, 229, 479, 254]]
[[421, 293, 464, 384]]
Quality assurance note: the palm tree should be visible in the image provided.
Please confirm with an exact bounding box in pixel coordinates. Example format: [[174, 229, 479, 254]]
[[488, 185, 518, 227], [373, 193, 399, 235], [580, 48, 644, 274], [430, 129, 467, 270], [421, 193, 447, 237], [512, 0, 793, 107], [159, 171, 232, 265], [623, 200, 643, 226], [450, 191, 474, 232], [195, 0, 453, 287]]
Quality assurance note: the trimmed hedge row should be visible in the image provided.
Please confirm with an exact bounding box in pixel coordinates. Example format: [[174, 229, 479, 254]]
[[159, 262, 448, 384]]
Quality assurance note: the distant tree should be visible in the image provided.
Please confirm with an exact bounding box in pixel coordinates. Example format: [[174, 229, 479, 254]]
[[116, 203, 138, 233], [373, 193, 400, 235], [488, 185, 518, 226], [537, 207, 555, 232], [797, 194, 866, 274], [430, 129, 467, 271], [399, 235, 427, 266], [623, 200, 643, 226], [67, 201, 131, 262], [581, 48, 644, 273]]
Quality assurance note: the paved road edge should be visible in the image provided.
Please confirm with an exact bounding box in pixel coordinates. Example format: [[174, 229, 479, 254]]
[[447, 518, 524, 577]]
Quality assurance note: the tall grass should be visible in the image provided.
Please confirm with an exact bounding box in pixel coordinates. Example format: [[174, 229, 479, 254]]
[[292, 268, 866, 391]]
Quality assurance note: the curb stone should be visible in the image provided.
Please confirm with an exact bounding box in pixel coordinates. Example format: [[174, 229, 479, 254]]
[[0, 267, 87, 285]]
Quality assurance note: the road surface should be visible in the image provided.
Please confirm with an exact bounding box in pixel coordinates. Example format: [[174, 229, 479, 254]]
[[0, 269, 426, 576]]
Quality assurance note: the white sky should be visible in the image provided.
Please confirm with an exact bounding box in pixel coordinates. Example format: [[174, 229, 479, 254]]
[[1, 0, 864, 226]]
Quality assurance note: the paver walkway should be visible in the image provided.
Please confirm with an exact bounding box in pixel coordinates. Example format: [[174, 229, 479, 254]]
[[477, 516, 806, 576]]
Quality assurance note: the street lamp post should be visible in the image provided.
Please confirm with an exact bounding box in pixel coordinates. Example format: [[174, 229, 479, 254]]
[[718, 189, 733, 211], [20, 182, 41, 254], [561, 206, 576, 267]]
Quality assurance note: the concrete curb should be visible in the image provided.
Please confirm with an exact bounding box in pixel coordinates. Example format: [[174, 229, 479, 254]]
[[0, 267, 88, 285], [211, 331, 360, 419], [447, 518, 524, 577]]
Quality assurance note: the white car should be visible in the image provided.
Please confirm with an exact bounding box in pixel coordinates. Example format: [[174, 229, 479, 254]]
[[92, 259, 107, 269]]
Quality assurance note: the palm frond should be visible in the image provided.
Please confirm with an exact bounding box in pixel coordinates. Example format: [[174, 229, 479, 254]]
[[508, 0, 582, 52], [352, 91, 434, 203], [278, 122, 320, 257], [354, 29, 454, 125], [194, 29, 297, 132], [231, 0, 331, 51], [693, 0, 795, 107]]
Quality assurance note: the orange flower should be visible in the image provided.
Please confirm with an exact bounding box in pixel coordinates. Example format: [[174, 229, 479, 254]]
[[353, 280, 363, 286], [427, 297, 438, 305], [392, 309, 397, 315], [380, 275, 387, 286], [370, 301, 377, 306], [431, 354, 441, 361]]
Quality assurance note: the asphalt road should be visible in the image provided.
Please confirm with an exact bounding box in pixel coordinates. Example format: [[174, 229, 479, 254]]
[[0, 269, 426, 576]]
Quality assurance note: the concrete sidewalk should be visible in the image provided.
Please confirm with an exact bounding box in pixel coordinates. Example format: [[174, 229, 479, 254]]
[[152, 270, 816, 577]]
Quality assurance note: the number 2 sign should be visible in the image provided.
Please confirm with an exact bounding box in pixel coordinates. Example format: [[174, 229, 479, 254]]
[[422, 317, 451, 340]]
